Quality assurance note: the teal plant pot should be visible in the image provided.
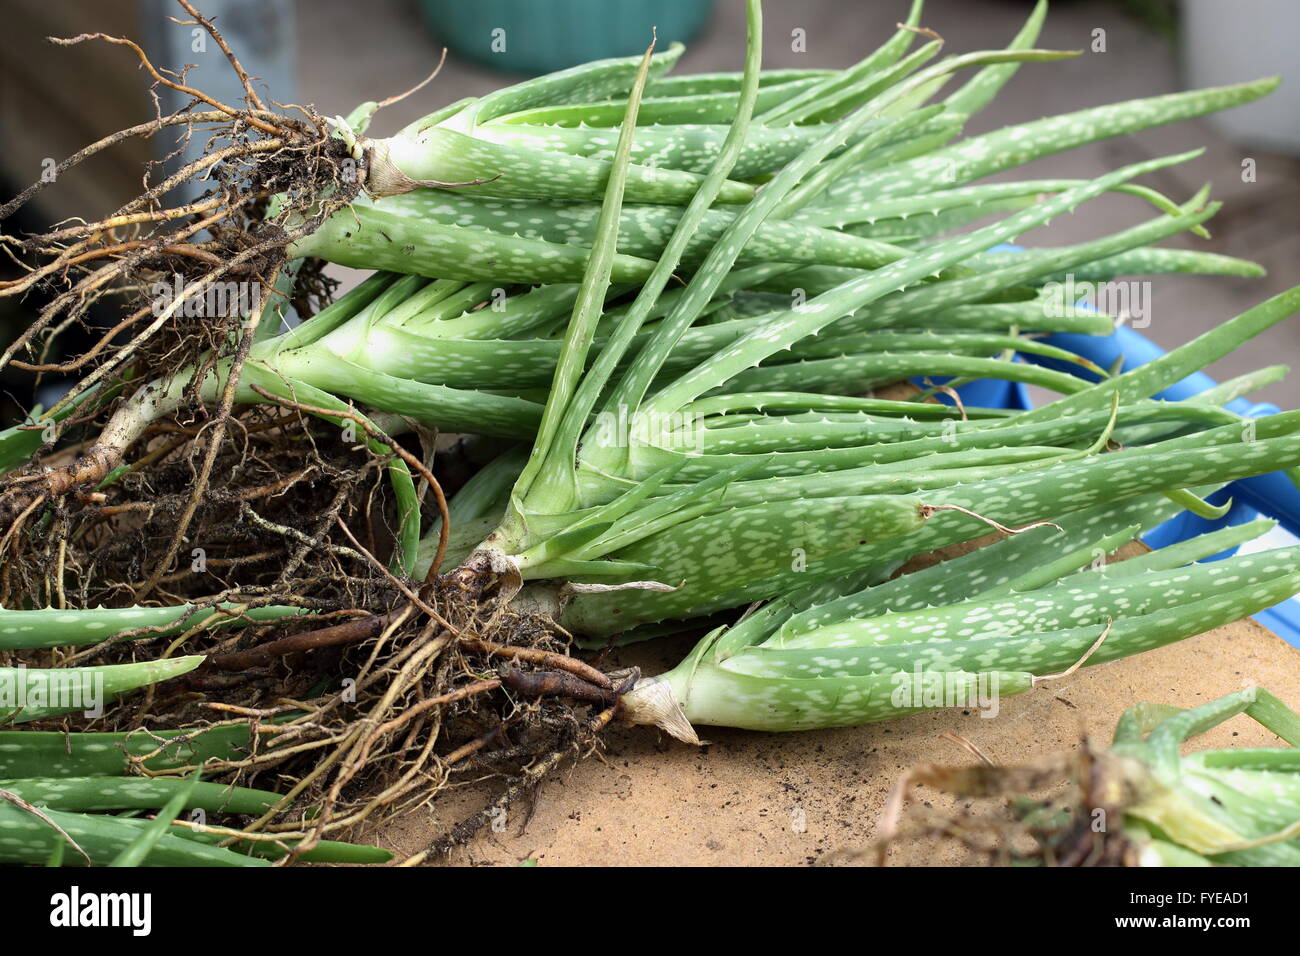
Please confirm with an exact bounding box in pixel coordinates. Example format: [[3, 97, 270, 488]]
[[420, 0, 716, 75]]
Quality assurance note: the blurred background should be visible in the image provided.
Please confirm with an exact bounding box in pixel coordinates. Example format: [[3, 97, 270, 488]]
[[1, 0, 1297, 422]]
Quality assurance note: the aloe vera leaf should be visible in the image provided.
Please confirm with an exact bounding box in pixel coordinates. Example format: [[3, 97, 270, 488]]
[[943, 0, 1048, 117], [680, 390, 980, 418], [891, 301, 1114, 335], [816, 78, 1280, 208], [761, 546, 1300, 654], [629, 456, 1076, 524], [477, 120, 849, 178], [720, 351, 1093, 397], [0, 776, 277, 815], [0, 801, 268, 867], [625, 401, 1240, 482], [652, 664, 1032, 732], [108, 772, 201, 867], [375, 123, 755, 205], [461, 44, 686, 124], [0, 656, 204, 724], [0, 603, 302, 651], [153, 820, 394, 864], [490, 75, 825, 127], [797, 177, 1192, 229], [775, 106, 949, 217], [1186, 749, 1300, 772], [847, 196, 1034, 240], [585, 494, 926, 613], [261, 351, 542, 438], [647, 68, 830, 98], [1068, 519, 1275, 583], [1184, 767, 1300, 818], [788, 331, 1106, 370], [289, 199, 660, 285], [1012, 283, 1300, 425], [1144, 688, 1300, 763], [351, 190, 923, 273], [404, 282, 580, 340], [0, 723, 257, 778], [975, 246, 1265, 281], [978, 524, 1142, 598], [781, 37, 947, 127]]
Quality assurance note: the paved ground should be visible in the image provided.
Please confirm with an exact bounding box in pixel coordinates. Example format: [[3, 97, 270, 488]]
[[299, 0, 1300, 405]]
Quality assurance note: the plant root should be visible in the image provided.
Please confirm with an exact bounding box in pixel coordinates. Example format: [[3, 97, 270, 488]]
[[848, 735, 1143, 867]]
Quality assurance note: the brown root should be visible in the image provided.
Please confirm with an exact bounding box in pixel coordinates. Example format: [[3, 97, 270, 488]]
[[0, 3, 367, 523], [1, 399, 639, 862]]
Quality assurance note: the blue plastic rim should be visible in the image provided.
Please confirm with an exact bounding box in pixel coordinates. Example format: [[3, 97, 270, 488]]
[[923, 257, 1300, 647], [420, 0, 716, 75]]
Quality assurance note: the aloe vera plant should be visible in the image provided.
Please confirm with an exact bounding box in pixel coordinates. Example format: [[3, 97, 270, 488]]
[[2, 0, 1300, 870], [11, 0, 1274, 496], [220, 0, 1300, 662], [879, 687, 1300, 866], [1111, 688, 1300, 865], [619, 517, 1300, 739]]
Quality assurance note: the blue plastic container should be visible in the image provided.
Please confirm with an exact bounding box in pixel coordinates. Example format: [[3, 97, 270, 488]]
[[419, 0, 716, 75], [932, 306, 1300, 647]]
